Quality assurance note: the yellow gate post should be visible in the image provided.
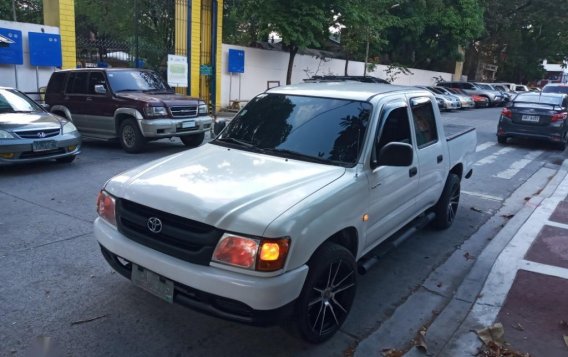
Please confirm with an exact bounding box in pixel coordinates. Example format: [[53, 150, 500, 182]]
[[43, 0, 76, 69]]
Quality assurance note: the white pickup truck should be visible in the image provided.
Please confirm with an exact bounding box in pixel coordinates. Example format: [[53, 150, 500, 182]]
[[94, 82, 476, 343]]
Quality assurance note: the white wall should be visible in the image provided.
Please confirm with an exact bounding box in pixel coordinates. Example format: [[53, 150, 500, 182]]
[[220, 44, 453, 107], [0, 20, 60, 96]]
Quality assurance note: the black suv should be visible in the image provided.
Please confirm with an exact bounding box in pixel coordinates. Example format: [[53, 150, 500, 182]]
[[45, 68, 212, 153]]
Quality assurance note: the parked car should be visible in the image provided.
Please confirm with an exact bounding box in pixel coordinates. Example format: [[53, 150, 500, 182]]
[[446, 88, 489, 108], [542, 83, 568, 94], [416, 86, 461, 110], [306, 75, 389, 84], [489, 84, 513, 103], [497, 92, 568, 150], [433, 86, 475, 109], [45, 68, 213, 153], [94, 82, 476, 343], [514, 84, 530, 93], [0, 87, 81, 164], [437, 81, 504, 106]]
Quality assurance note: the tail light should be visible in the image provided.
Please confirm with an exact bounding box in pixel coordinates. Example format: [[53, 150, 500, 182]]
[[501, 107, 512, 119], [97, 190, 116, 226], [551, 112, 567, 122]]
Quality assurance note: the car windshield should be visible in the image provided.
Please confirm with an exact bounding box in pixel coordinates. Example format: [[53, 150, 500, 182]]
[[107, 70, 172, 93], [543, 85, 568, 94], [513, 94, 564, 108], [0, 89, 43, 114], [213, 93, 373, 167]]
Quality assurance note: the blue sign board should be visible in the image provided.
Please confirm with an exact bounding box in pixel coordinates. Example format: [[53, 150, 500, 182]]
[[0, 28, 23, 65], [228, 49, 244, 73], [29, 32, 62, 67]]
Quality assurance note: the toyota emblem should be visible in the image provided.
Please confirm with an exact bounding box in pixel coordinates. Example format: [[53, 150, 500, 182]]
[[37, 132, 46, 138], [147, 217, 163, 234]]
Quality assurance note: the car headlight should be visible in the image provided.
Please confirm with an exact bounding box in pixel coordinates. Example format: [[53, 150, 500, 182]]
[[212, 233, 290, 272], [0, 130, 15, 139], [144, 106, 168, 118], [198, 103, 208, 116], [62, 121, 78, 134], [96, 190, 116, 227]]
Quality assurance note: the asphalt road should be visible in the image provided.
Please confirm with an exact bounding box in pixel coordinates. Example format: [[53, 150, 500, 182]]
[[1, 108, 566, 357]]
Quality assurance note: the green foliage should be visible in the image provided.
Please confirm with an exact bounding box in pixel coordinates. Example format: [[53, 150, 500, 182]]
[[0, 0, 42, 23]]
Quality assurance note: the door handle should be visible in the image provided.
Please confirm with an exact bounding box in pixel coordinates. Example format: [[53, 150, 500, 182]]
[[437, 155, 443, 163], [86, 97, 93, 101], [409, 167, 418, 177]]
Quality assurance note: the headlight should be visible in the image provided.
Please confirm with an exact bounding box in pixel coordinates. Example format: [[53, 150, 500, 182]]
[[96, 190, 116, 227], [144, 106, 168, 118], [198, 103, 208, 116], [0, 130, 15, 139], [212, 233, 290, 272], [62, 121, 78, 134]]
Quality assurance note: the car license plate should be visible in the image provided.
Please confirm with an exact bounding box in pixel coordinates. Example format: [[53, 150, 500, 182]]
[[32, 140, 57, 152], [521, 115, 540, 122], [131, 264, 174, 303], [181, 120, 196, 129]]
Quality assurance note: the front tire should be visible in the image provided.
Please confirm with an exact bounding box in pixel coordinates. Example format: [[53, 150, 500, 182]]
[[432, 173, 461, 229], [119, 118, 145, 153], [294, 242, 357, 343], [180, 132, 205, 148]]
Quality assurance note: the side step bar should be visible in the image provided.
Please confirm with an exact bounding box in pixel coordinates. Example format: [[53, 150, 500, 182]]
[[357, 212, 436, 275]]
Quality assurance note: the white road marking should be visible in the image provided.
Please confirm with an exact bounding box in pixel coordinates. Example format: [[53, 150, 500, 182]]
[[474, 147, 516, 166], [461, 190, 504, 202], [494, 150, 544, 179], [520, 260, 568, 280], [476, 142, 496, 152]]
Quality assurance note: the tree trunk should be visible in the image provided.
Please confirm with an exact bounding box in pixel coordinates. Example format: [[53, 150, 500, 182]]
[[344, 57, 349, 76], [286, 44, 298, 85]]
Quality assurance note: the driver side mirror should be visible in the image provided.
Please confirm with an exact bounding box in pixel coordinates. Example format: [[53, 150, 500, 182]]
[[377, 142, 413, 167], [94, 84, 107, 94]]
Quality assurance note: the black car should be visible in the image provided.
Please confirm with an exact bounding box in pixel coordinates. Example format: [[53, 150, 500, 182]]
[[497, 92, 568, 150]]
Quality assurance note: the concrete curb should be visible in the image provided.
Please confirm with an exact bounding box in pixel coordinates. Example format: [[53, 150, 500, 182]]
[[404, 159, 568, 356]]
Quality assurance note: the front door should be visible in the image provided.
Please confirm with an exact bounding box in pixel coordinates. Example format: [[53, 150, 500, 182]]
[[365, 99, 420, 248]]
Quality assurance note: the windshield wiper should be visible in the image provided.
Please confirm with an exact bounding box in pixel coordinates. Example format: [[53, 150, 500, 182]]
[[259, 148, 337, 165], [214, 137, 256, 149], [143, 89, 174, 94], [115, 89, 142, 93]]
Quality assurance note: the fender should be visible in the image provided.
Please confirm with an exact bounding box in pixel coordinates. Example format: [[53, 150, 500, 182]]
[[114, 108, 145, 133], [50, 105, 73, 121]]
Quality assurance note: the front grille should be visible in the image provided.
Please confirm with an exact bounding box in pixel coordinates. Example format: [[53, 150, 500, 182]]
[[170, 106, 198, 118], [19, 148, 65, 159], [15, 128, 60, 139], [116, 199, 223, 265]]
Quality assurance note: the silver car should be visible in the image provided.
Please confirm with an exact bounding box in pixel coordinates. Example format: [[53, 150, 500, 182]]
[[433, 86, 475, 109], [0, 87, 81, 164]]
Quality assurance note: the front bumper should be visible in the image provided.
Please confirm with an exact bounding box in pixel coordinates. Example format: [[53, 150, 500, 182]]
[[94, 218, 308, 318], [139, 116, 213, 139], [0, 132, 81, 164]]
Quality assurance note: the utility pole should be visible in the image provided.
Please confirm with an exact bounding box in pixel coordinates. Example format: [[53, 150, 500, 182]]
[[12, 0, 17, 21], [363, 30, 369, 77]]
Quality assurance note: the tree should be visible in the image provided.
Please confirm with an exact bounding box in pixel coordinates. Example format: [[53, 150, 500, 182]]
[[0, 0, 43, 23]]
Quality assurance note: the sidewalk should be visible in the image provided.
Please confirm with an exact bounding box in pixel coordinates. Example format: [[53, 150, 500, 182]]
[[402, 159, 568, 356]]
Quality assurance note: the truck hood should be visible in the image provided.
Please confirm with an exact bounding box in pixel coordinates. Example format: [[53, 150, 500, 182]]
[[115, 92, 200, 106], [105, 143, 346, 235]]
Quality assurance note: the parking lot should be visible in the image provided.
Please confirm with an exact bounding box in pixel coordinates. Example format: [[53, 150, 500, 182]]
[[1, 107, 566, 356]]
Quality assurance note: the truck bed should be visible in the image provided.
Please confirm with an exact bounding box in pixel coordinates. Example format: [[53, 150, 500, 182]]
[[444, 123, 476, 142], [444, 123, 477, 177]]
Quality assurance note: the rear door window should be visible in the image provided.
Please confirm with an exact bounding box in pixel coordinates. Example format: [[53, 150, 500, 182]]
[[70, 72, 89, 94], [47, 72, 67, 93]]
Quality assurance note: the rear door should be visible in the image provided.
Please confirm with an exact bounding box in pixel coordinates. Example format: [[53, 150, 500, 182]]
[[65, 71, 90, 134], [365, 99, 420, 248], [409, 97, 448, 213]]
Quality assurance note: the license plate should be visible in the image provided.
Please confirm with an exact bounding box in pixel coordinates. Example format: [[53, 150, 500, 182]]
[[521, 115, 540, 122], [181, 120, 196, 129], [32, 140, 57, 152], [131, 264, 174, 303]]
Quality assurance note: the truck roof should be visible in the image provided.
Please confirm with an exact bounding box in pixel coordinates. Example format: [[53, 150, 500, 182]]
[[267, 81, 421, 102]]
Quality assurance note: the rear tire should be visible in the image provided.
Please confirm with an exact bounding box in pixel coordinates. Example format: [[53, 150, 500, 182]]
[[432, 174, 461, 230], [119, 118, 145, 153], [497, 136, 507, 144], [180, 132, 205, 148], [293, 242, 357, 344]]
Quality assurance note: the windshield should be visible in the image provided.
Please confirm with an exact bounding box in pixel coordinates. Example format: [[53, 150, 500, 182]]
[[543, 85, 568, 94], [213, 93, 373, 167], [107, 70, 172, 93], [0, 89, 43, 113]]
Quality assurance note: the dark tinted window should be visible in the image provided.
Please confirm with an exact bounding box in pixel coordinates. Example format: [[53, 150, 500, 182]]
[[376, 106, 411, 158], [70, 72, 88, 94], [514, 94, 565, 107], [214, 94, 373, 166], [46, 72, 67, 93], [411, 98, 438, 148], [88, 72, 107, 94], [543, 85, 568, 94], [107, 70, 170, 92]]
